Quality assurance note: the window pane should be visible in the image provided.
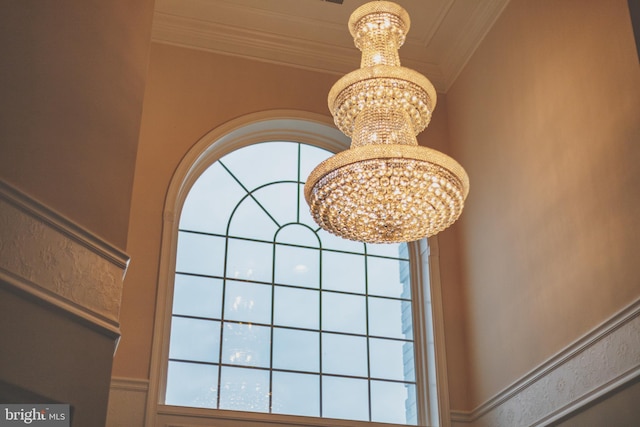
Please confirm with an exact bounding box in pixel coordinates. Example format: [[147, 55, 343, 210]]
[[274, 245, 319, 288], [169, 318, 220, 363], [272, 372, 320, 417], [272, 328, 319, 372], [369, 297, 412, 339], [223, 280, 272, 324], [179, 162, 245, 235], [228, 196, 278, 241], [173, 274, 222, 319], [300, 143, 332, 182], [276, 223, 319, 247], [226, 238, 273, 282], [221, 323, 271, 368], [367, 242, 409, 259], [322, 376, 369, 421], [322, 292, 366, 334], [273, 286, 319, 329], [369, 338, 415, 381], [219, 366, 270, 413], [371, 380, 417, 425], [322, 333, 367, 377], [322, 251, 365, 293], [368, 257, 409, 298], [253, 183, 298, 227], [176, 232, 225, 277], [317, 228, 366, 253], [165, 361, 218, 409], [221, 142, 298, 191]]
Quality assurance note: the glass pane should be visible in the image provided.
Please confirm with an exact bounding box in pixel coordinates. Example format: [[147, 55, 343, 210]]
[[367, 242, 409, 259], [223, 280, 272, 324], [226, 238, 273, 282], [221, 322, 271, 368], [221, 142, 298, 191], [272, 371, 320, 417], [368, 257, 409, 298], [272, 328, 319, 372], [165, 361, 218, 408], [274, 286, 319, 329], [274, 245, 319, 288], [228, 196, 278, 240], [176, 232, 225, 277], [371, 380, 417, 425], [369, 338, 414, 381], [322, 376, 369, 421], [322, 333, 367, 377], [172, 274, 222, 319], [219, 366, 270, 412], [317, 228, 366, 253], [369, 297, 412, 339], [253, 183, 298, 227], [276, 223, 319, 247], [322, 292, 366, 335], [179, 162, 245, 235], [300, 143, 332, 182], [322, 251, 365, 293], [169, 317, 220, 363]]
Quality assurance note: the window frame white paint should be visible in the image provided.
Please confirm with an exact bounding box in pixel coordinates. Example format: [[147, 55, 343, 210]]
[[145, 110, 451, 427]]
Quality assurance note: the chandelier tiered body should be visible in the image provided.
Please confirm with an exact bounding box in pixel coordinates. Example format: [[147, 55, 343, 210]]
[[304, 1, 469, 243]]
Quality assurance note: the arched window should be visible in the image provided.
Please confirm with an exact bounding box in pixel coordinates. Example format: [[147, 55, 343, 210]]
[[147, 113, 447, 427]]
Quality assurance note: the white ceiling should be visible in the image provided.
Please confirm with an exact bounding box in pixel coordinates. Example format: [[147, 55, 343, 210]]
[[152, 0, 511, 93]]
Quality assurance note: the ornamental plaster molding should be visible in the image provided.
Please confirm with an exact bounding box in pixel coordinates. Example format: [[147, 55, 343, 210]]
[[450, 298, 640, 426], [0, 180, 129, 332]]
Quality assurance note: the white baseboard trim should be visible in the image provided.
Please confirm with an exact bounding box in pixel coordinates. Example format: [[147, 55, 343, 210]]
[[450, 297, 640, 426]]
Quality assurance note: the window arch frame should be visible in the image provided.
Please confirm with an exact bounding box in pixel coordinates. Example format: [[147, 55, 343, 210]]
[[145, 110, 451, 427]]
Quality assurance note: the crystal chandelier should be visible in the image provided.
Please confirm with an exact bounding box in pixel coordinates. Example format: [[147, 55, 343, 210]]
[[304, 1, 470, 243]]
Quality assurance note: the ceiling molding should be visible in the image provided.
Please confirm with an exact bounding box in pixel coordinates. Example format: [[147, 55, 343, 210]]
[[152, 11, 448, 91], [151, 0, 512, 93], [438, 0, 512, 91]]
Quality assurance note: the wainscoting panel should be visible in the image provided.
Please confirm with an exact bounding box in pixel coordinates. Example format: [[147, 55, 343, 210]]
[[107, 377, 150, 427]]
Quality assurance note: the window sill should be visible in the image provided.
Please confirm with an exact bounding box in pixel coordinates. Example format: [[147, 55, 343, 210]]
[[155, 404, 423, 427]]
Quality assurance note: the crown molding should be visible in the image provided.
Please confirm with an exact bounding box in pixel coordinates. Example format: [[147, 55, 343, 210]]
[[439, 0, 511, 91], [151, 11, 447, 92]]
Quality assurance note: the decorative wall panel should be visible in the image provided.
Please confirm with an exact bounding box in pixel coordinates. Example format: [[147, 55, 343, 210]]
[[0, 180, 129, 332]]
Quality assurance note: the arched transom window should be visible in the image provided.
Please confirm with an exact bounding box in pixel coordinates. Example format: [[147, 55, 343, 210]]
[[164, 141, 425, 425]]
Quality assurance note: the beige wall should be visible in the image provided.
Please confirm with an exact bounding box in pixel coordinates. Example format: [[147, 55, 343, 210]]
[[0, 0, 154, 249], [446, 0, 640, 408]]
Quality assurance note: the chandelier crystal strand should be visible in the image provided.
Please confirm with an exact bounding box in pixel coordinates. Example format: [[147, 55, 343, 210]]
[[304, 1, 469, 243]]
